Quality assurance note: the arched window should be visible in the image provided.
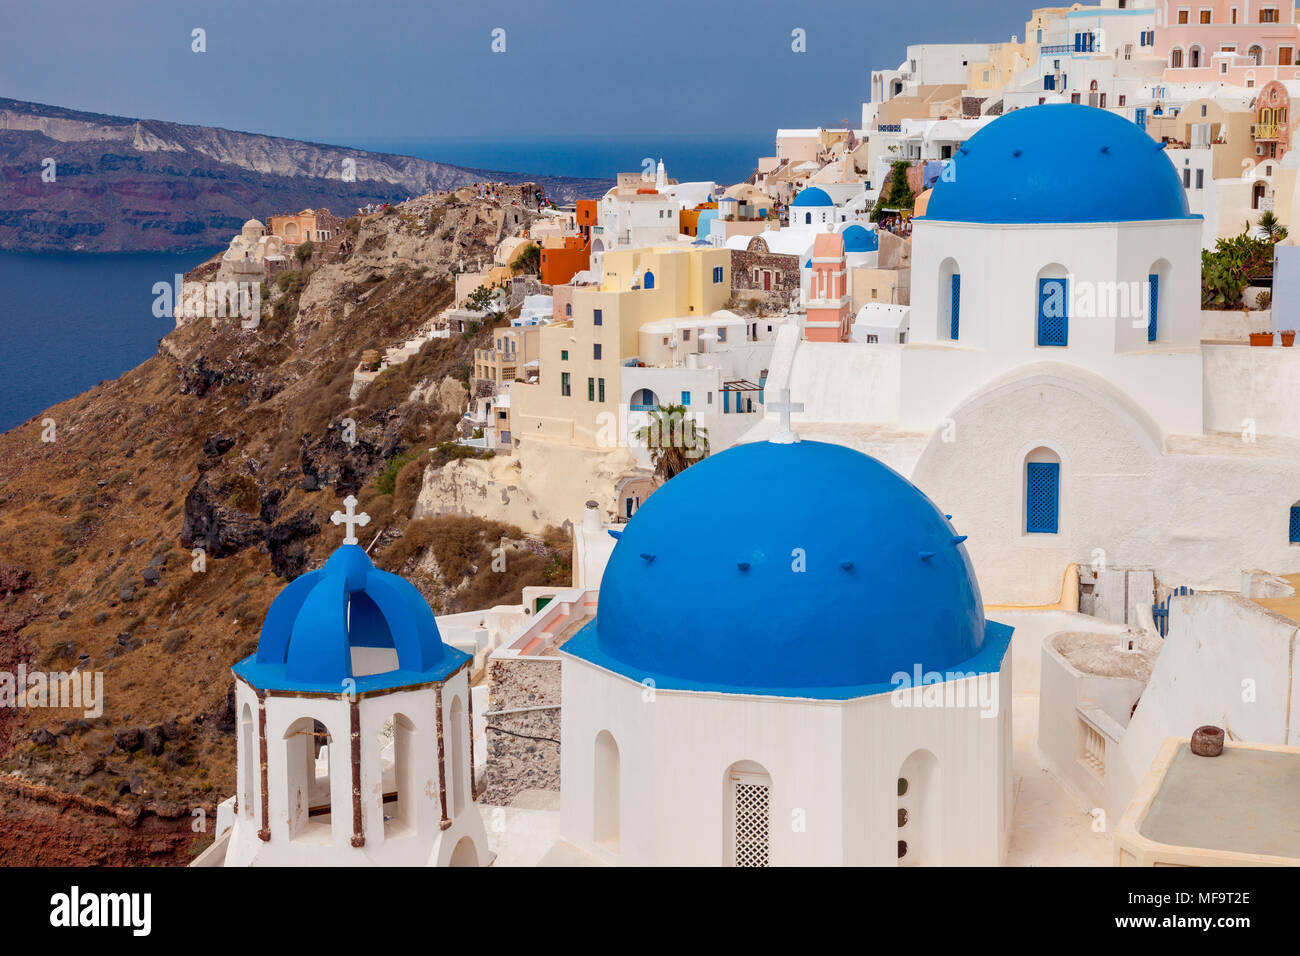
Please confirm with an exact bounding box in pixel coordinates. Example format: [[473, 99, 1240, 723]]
[[449, 835, 478, 866], [938, 257, 961, 341], [1170, 47, 1184, 68], [1025, 447, 1061, 534], [594, 730, 620, 850], [1147, 259, 1171, 342], [382, 713, 417, 836], [643, 270, 655, 290], [1189, 45, 1203, 68], [805, 212, 813, 225], [897, 750, 939, 866], [240, 704, 255, 819], [1036, 265, 1069, 347], [1290, 502, 1300, 543], [284, 717, 333, 842], [450, 696, 467, 817], [1249, 45, 1264, 66], [724, 760, 772, 866]]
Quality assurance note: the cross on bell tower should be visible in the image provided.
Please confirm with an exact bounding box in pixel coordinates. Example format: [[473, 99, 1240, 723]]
[[331, 495, 371, 545], [767, 389, 804, 445]]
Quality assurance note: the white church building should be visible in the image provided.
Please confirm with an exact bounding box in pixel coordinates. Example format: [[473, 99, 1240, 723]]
[[557, 434, 1014, 866], [755, 104, 1300, 605], [211, 499, 491, 867]]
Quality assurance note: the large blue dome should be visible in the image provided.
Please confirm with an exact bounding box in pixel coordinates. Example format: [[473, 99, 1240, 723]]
[[923, 104, 1194, 224], [564, 440, 1010, 698], [235, 544, 468, 693], [841, 223, 878, 252]]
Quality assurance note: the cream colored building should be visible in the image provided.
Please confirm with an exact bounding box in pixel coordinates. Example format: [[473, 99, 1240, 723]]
[[511, 245, 731, 449]]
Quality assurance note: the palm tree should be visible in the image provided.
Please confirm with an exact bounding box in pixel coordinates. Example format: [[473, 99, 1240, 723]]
[[1258, 210, 1288, 243], [635, 404, 709, 481]]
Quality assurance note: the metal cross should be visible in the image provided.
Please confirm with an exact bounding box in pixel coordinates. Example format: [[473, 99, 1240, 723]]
[[331, 495, 371, 545]]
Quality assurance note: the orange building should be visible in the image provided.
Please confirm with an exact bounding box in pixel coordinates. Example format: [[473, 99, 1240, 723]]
[[540, 199, 599, 285], [803, 233, 851, 343]]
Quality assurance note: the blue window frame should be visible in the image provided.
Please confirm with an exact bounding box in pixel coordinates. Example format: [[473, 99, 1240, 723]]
[[712, 266, 724, 283], [1037, 277, 1068, 346], [1044, 74, 1055, 90], [644, 271, 655, 290], [1026, 462, 1060, 534], [681, 390, 691, 406], [950, 273, 961, 340], [593, 309, 603, 326], [723, 391, 731, 413], [593, 343, 602, 360], [1147, 273, 1159, 342], [1290, 505, 1300, 543]]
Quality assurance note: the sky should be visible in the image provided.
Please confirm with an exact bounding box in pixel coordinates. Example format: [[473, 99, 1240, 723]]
[[0, 0, 1035, 146]]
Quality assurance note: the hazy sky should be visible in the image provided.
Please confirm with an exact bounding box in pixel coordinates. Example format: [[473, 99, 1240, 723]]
[[2, 0, 1032, 144]]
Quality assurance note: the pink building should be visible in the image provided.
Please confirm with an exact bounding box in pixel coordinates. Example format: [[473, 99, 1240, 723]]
[[803, 233, 851, 343], [1157, 0, 1300, 86]]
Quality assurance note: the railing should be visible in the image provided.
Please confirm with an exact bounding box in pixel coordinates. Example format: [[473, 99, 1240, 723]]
[[1252, 123, 1279, 140], [1041, 44, 1072, 55], [877, 123, 902, 133], [629, 404, 657, 412]]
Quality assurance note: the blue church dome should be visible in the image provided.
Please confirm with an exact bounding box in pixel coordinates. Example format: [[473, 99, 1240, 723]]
[[791, 186, 833, 207], [923, 104, 1194, 224], [841, 224, 878, 252], [234, 544, 468, 693], [564, 440, 1011, 698]]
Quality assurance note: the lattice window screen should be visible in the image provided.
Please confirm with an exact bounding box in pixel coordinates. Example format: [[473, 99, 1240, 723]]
[[732, 779, 771, 867]]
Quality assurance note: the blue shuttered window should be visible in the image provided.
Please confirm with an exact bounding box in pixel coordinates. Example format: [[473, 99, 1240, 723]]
[[1037, 278, 1068, 346], [1290, 505, 1300, 543], [950, 274, 961, 340], [1026, 462, 1060, 534], [1147, 273, 1159, 342]]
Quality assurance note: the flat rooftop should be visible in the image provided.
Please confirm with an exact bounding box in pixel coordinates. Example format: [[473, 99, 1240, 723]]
[[1139, 743, 1300, 859], [1253, 572, 1300, 625]]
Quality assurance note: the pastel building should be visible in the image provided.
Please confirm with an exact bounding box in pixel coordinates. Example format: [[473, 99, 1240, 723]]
[[1156, 0, 1300, 84], [559, 438, 1014, 866], [803, 232, 852, 342]]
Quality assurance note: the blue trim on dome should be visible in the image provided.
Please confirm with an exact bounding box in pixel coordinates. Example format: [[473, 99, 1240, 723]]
[[792, 186, 833, 207], [567, 440, 998, 699], [563, 619, 1013, 700], [235, 544, 468, 693], [922, 104, 1197, 225]]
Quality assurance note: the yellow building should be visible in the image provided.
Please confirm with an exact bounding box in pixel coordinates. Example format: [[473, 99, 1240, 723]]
[[511, 245, 731, 449]]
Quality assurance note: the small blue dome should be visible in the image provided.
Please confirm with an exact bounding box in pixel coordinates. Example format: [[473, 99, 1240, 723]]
[[841, 224, 878, 253], [923, 104, 1194, 224], [564, 441, 1010, 698], [234, 544, 468, 693], [792, 186, 833, 207]]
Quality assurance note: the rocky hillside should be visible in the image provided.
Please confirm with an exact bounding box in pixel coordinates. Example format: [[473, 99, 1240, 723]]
[[0, 190, 571, 864], [0, 97, 604, 253]]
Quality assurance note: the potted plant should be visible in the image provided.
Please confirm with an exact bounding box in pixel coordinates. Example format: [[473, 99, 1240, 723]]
[[1282, 329, 1296, 347], [1249, 330, 1274, 346]]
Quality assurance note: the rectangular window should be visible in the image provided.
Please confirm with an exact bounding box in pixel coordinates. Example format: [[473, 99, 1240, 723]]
[[1200, 10, 1211, 24], [1148, 274, 1159, 342], [587, 377, 595, 401], [717, 327, 727, 343], [594, 343, 602, 360], [1195, 168, 1204, 189], [561, 372, 571, 397], [566, 303, 572, 316], [683, 328, 691, 341], [1183, 167, 1192, 188], [1037, 278, 1069, 347], [1026, 462, 1060, 534], [561, 349, 568, 360], [1281, 47, 1294, 66], [1261, 7, 1279, 22], [950, 273, 961, 340], [712, 266, 724, 283], [1291, 505, 1300, 542], [1178, 8, 1189, 23], [593, 309, 603, 326], [681, 390, 691, 406], [598, 378, 606, 403]]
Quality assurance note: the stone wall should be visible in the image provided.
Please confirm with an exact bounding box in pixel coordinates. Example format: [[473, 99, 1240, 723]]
[[481, 657, 562, 805]]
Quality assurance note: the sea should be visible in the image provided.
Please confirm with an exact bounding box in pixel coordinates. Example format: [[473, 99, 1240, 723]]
[[0, 250, 218, 432], [0, 134, 769, 433]]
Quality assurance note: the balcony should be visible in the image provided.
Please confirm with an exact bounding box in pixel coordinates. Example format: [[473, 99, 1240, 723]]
[[1253, 123, 1279, 141], [1041, 44, 1072, 55]]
